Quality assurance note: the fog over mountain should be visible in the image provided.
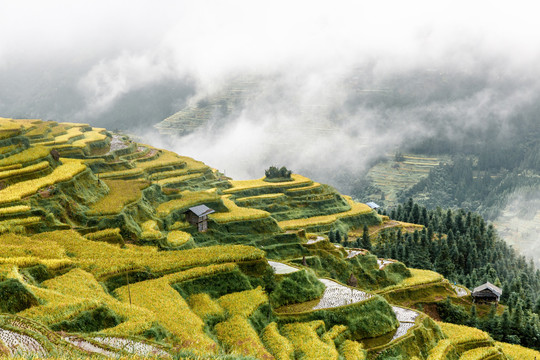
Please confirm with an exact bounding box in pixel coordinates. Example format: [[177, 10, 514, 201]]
[[1, 1, 540, 260]]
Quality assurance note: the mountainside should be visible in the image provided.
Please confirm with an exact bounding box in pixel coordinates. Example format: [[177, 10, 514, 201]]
[[0, 117, 538, 360]]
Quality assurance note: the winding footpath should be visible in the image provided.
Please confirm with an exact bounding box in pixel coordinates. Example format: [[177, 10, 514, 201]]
[[268, 260, 419, 345]]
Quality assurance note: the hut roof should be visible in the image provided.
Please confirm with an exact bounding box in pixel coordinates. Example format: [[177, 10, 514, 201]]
[[187, 205, 215, 217], [366, 202, 380, 209], [472, 282, 502, 297]]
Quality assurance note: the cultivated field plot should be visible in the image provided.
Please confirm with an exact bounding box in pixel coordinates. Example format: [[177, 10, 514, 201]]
[[312, 279, 372, 310], [63, 336, 117, 357], [366, 154, 450, 207], [92, 337, 170, 358], [0, 328, 47, 357], [268, 260, 300, 274]]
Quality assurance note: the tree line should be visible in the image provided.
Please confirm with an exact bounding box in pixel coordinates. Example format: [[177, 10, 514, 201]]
[[374, 198, 540, 348]]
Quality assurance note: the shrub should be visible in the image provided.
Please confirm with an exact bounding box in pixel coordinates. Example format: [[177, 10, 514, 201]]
[[265, 166, 292, 180], [50, 305, 121, 332], [0, 279, 39, 313], [270, 269, 326, 307]]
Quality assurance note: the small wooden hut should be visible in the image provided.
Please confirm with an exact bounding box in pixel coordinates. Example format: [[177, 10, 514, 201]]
[[472, 282, 502, 303], [185, 205, 215, 232], [366, 202, 380, 210]]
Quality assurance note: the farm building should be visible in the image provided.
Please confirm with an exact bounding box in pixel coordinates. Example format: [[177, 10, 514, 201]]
[[472, 282, 502, 303], [366, 202, 380, 210], [185, 205, 215, 232]]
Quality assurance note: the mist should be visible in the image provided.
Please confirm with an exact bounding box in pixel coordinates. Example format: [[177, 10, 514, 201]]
[[2, 1, 540, 260]]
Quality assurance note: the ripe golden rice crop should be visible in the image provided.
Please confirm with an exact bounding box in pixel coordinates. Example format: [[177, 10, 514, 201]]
[[98, 168, 144, 179], [0, 146, 50, 167], [166, 230, 192, 246], [30, 230, 264, 279], [459, 347, 501, 360], [209, 197, 270, 223], [285, 182, 321, 193], [0, 158, 86, 204], [71, 130, 108, 148], [115, 272, 218, 354], [261, 322, 294, 360], [217, 286, 268, 317], [339, 340, 365, 360], [0, 205, 31, 216], [214, 315, 274, 359], [88, 179, 149, 215], [281, 321, 338, 360], [85, 228, 122, 243], [321, 325, 348, 344], [187, 293, 225, 320], [437, 322, 490, 343], [140, 220, 163, 240], [134, 149, 186, 170], [156, 190, 220, 217], [235, 193, 286, 202], [378, 269, 443, 293], [278, 198, 372, 230], [154, 172, 203, 187], [0, 161, 50, 180], [224, 174, 312, 194], [49, 126, 84, 144], [496, 341, 540, 360]]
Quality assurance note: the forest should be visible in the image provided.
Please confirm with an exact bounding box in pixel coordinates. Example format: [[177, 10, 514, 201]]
[[370, 199, 540, 349]]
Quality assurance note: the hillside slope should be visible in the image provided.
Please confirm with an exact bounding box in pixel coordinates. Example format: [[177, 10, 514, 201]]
[[0, 117, 537, 360]]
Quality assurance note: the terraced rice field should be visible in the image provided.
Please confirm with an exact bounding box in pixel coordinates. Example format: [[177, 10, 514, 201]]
[[268, 260, 300, 274], [92, 337, 170, 358], [312, 279, 372, 309], [63, 336, 117, 357], [0, 328, 47, 357], [366, 154, 450, 207]]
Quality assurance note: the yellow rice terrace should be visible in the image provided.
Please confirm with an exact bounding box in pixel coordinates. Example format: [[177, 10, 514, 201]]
[[0, 117, 537, 360]]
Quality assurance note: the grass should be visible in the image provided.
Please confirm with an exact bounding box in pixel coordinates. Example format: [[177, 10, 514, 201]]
[[209, 196, 270, 223], [0, 146, 50, 167], [156, 190, 220, 217], [277, 197, 372, 230], [214, 315, 273, 359], [88, 179, 150, 215], [224, 174, 313, 194]]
